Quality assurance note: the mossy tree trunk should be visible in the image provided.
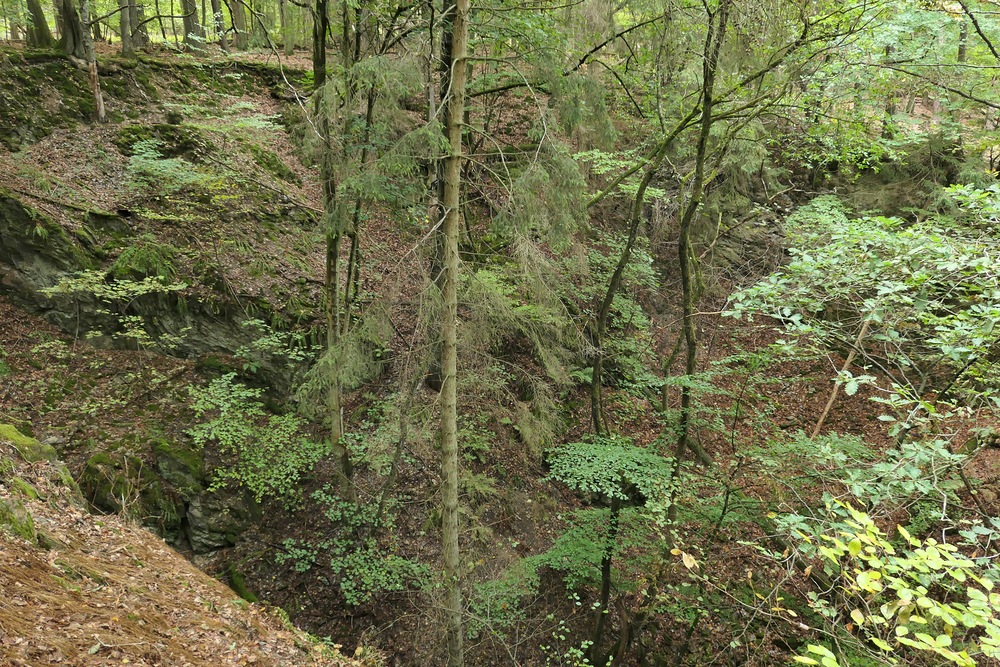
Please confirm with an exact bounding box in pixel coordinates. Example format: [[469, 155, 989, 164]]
[[25, 0, 55, 46], [57, 0, 86, 58], [673, 0, 729, 473], [440, 0, 469, 665], [78, 0, 105, 122]]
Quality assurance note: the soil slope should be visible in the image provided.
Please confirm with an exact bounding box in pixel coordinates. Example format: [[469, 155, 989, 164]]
[[0, 427, 362, 667]]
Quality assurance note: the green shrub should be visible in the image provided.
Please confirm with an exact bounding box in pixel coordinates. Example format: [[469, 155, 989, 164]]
[[187, 373, 330, 505]]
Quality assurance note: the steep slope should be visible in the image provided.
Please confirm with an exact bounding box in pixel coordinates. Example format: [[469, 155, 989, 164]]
[[0, 425, 363, 667]]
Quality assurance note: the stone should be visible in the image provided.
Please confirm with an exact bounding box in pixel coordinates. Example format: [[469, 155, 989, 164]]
[[0, 496, 36, 542], [0, 423, 59, 463], [185, 491, 250, 554], [79, 451, 182, 538], [152, 438, 205, 499]]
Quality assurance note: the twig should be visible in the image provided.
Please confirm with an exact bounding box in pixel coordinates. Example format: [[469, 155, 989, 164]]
[[811, 319, 869, 439]]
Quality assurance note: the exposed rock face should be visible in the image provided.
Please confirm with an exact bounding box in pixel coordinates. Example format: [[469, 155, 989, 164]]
[[185, 491, 251, 554], [76, 438, 252, 554], [0, 193, 93, 304]]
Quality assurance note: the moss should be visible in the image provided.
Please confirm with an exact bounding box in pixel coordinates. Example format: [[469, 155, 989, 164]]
[[8, 477, 40, 500], [0, 192, 95, 272], [0, 496, 36, 542], [113, 123, 208, 158], [80, 450, 183, 537], [0, 56, 96, 149], [195, 354, 238, 376], [247, 144, 301, 184], [0, 424, 59, 463], [226, 563, 259, 603], [151, 438, 205, 499]]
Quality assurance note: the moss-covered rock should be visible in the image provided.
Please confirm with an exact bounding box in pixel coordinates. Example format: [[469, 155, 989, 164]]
[[79, 451, 182, 537], [186, 491, 250, 554], [247, 144, 301, 184], [8, 476, 41, 500], [152, 438, 205, 499], [0, 496, 36, 542], [225, 562, 259, 602], [0, 54, 94, 149], [0, 423, 58, 463]]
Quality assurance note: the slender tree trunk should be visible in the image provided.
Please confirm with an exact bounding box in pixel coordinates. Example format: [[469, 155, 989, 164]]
[[958, 20, 968, 63], [440, 1, 469, 665], [210, 0, 226, 51], [280, 0, 292, 54], [25, 0, 55, 46], [119, 0, 132, 55], [169, 0, 178, 45], [588, 496, 622, 664], [78, 0, 105, 121], [671, 0, 729, 508]]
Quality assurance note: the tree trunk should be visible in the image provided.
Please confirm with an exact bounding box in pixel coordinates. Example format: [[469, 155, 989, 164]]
[[58, 0, 86, 58], [119, 0, 132, 55], [181, 0, 203, 48], [958, 20, 968, 63], [129, 0, 149, 47], [153, 0, 167, 42], [230, 0, 247, 48], [25, 0, 55, 46], [588, 496, 622, 664], [672, 0, 730, 502], [210, 0, 226, 51], [440, 1, 469, 665], [280, 0, 292, 54], [311, 0, 326, 90], [78, 0, 105, 122]]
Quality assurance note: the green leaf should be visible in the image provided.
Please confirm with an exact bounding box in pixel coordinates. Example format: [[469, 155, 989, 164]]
[[848, 538, 862, 557]]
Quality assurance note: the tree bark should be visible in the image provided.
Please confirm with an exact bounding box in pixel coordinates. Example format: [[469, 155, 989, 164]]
[[210, 0, 226, 51], [57, 0, 86, 57], [78, 0, 105, 121], [181, 0, 203, 47], [672, 0, 730, 499], [119, 0, 132, 55], [129, 0, 149, 47], [280, 0, 292, 54], [440, 0, 469, 665], [25, 0, 55, 46], [230, 0, 247, 48]]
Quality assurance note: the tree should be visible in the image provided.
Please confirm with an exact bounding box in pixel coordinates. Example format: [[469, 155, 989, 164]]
[[24, 0, 54, 46], [180, 0, 203, 47], [439, 0, 469, 663]]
